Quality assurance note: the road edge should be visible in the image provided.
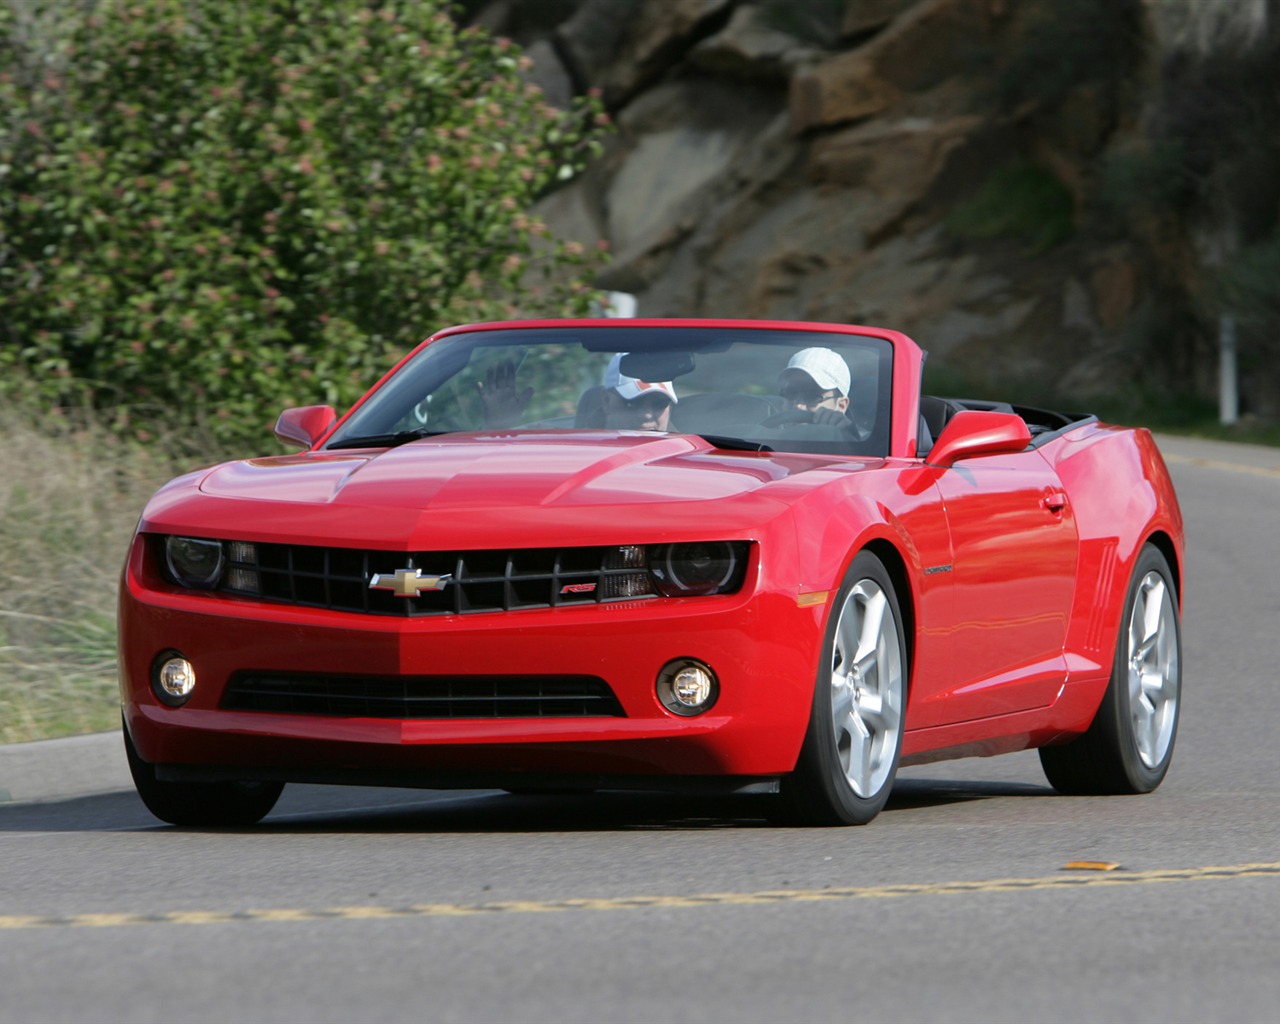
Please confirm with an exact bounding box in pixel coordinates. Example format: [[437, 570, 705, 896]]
[[0, 730, 131, 805]]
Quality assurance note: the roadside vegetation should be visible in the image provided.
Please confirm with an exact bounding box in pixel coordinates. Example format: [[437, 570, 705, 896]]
[[0, 0, 611, 742], [0, 408, 199, 743]]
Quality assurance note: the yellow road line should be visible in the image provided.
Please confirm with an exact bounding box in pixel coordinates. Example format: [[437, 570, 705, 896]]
[[1, 862, 1278, 932], [1161, 451, 1280, 478]]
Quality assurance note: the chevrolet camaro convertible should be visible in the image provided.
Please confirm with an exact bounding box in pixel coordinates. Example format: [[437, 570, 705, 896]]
[[118, 319, 1184, 826]]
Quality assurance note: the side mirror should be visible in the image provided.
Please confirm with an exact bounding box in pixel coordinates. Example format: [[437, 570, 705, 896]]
[[274, 405, 337, 449], [926, 410, 1031, 467]]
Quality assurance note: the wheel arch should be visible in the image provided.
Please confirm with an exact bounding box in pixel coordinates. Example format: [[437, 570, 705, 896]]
[[859, 537, 917, 688], [1143, 528, 1182, 605]]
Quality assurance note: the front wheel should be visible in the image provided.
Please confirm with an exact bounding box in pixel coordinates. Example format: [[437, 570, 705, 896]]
[[779, 551, 907, 825], [1040, 544, 1181, 795], [124, 720, 284, 826]]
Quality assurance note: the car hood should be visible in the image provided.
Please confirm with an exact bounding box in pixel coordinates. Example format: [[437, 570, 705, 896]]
[[142, 431, 877, 549], [198, 432, 857, 509]]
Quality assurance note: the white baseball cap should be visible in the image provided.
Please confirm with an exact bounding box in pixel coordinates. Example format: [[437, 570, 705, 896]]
[[604, 353, 678, 404], [785, 347, 850, 396]]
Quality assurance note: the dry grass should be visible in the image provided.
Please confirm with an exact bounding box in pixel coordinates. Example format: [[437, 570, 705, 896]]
[[0, 408, 195, 743]]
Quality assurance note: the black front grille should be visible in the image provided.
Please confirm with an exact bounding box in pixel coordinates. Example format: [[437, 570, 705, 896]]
[[222, 543, 654, 616], [223, 672, 626, 718]]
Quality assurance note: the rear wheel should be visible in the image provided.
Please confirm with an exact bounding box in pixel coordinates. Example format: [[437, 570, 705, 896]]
[[779, 551, 906, 825], [1040, 544, 1181, 795], [124, 721, 284, 826]]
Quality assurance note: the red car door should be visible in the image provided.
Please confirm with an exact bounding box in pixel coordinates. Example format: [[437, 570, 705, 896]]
[[909, 449, 1079, 729]]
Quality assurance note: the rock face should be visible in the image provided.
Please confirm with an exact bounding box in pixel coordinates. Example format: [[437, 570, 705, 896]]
[[470, 0, 1269, 409]]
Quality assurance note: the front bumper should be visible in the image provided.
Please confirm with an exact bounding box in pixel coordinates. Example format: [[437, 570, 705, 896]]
[[119, 535, 825, 781]]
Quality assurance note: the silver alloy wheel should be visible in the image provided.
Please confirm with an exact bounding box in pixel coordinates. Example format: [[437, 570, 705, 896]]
[[1127, 569, 1179, 769], [830, 577, 904, 797]]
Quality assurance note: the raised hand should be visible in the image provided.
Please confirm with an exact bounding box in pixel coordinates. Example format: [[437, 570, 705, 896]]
[[476, 359, 533, 428]]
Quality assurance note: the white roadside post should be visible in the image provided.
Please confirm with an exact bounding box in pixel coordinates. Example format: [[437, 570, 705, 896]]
[[1219, 313, 1238, 426]]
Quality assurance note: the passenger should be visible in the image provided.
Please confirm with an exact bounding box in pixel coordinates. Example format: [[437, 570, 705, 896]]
[[600, 353, 678, 431], [480, 352, 678, 432]]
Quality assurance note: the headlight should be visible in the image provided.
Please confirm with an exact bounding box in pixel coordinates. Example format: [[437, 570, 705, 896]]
[[164, 536, 225, 589], [649, 542, 748, 597]]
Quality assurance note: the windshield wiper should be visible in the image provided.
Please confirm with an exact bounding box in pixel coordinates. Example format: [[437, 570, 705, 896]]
[[697, 434, 774, 453], [325, 428, 452, 450]]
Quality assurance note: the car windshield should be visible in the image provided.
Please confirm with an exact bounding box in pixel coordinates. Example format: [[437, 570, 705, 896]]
[[325, 325, 894, 457]]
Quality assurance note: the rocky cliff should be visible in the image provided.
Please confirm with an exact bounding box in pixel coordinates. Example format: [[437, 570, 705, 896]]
[[467, 0, 1280, 417]]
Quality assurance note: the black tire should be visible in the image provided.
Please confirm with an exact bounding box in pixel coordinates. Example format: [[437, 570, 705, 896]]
[[124, 721, 284, 826], [1040, 544, 1181, 795], [778, 551, 907, 826]]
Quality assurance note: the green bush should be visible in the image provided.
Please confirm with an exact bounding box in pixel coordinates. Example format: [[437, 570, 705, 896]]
[[946, 161, 1075, 253], [1218, 234, 1280, 333], [0, 0, 610, 446]]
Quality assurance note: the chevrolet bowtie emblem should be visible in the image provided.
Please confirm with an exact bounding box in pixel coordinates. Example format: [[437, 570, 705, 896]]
[[368, 568, 452, 597]]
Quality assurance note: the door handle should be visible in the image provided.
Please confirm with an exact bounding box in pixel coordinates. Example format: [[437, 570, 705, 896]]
[[1041, 491, 1068, 513]]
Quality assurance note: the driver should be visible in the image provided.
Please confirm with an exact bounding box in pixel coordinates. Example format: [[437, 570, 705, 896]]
[[766, 347, 859, 438]]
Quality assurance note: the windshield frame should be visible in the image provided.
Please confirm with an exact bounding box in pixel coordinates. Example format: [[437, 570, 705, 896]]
[[324, 320, 899, 458]]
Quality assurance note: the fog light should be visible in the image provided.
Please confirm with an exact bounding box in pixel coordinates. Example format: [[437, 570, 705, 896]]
[[152, 653, 196, 707], [657, 659, 718, 716]]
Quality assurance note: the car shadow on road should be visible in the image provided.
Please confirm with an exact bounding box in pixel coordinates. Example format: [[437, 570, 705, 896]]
[[1, 776, 1057, 833], [889, 777, 1055, 811]]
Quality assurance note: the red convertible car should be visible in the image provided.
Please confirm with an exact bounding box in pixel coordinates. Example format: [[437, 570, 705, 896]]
[[118, 319, 1184, 826]]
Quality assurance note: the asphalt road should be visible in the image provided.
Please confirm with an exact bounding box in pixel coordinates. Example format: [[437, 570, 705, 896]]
[[2, 433, 1277, 1024]]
